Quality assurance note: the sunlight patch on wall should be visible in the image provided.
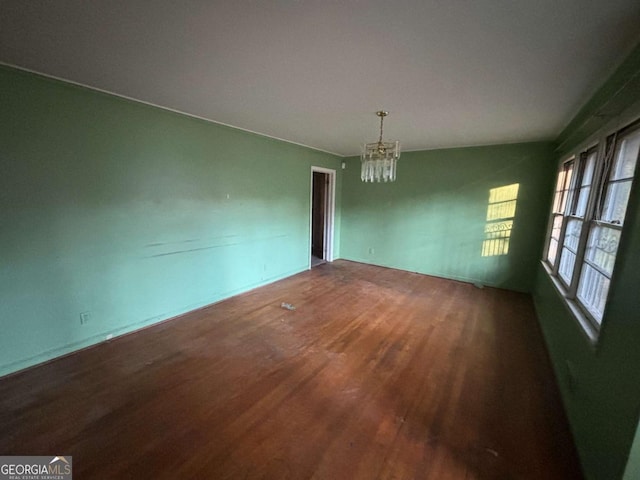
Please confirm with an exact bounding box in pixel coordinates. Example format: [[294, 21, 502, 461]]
[[482, 183, 520, 257]]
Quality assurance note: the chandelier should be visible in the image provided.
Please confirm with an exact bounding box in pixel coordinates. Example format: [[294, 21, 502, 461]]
[[361, 110, 400, 182]]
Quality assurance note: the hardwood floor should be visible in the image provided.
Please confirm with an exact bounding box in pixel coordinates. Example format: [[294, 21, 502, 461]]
[[0, 260, 583, 479]]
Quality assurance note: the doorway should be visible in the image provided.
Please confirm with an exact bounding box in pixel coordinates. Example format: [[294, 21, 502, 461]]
[[310, 167, 336, 268]]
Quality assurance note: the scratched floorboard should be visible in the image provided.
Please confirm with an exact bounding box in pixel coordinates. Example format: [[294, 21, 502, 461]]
[[0, 260, 583, 479]]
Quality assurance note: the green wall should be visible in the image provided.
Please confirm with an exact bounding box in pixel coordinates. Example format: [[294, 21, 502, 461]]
[[624, 422, 640, 480], [340, 142, 556, 292], [0, 65, 342, 377], [533, 43, 640, 480]]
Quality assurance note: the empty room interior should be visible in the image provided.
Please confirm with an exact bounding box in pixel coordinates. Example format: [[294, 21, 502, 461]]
[[2, 2, 640, 479]]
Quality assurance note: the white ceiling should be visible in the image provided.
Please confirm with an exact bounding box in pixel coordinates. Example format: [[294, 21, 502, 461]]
[[1, 1, 640, 156]]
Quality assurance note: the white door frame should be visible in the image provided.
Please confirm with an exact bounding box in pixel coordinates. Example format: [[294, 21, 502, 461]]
[[309, 166, 336, 267]]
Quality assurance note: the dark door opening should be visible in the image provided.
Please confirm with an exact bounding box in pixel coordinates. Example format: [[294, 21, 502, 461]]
[[311, 171, 328, 266]]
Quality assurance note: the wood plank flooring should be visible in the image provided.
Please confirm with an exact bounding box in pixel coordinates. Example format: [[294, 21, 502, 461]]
[[0, 260, 583, 479]]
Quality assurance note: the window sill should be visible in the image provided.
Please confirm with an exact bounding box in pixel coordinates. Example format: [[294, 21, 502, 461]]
[[540, 261, 599, 347]]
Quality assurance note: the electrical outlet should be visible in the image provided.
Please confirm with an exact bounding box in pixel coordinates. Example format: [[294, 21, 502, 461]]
[[80, 311, 91, 325]]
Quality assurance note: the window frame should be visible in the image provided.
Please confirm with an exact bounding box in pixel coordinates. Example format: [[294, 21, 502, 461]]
[[545, 157, 575, 270], [542, 118, 640, 343], [556, 145, 600, 292]]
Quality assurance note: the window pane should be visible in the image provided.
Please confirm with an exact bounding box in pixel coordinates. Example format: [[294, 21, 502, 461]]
[[602, 180, 633, 224], [559, 216, 582, 284], [563, 218, 582, 251], [552, 193, 562, 214], [584, 225, 620, 276], [560, 165, 573, 213], [547, 214, 563, 265], [558, 248, 576, 284], [577, 264, 610, 324], [575, 152, 596, 217], [581, 152, 596, 185], [599, 129, 639, 224], [547, 238, 558, 264], [611, 132, 640, 181], [553, 162, 573, 213], [555, 168, 567, 190], [575, 186, 591, 217], [551, 215, 562, 239]]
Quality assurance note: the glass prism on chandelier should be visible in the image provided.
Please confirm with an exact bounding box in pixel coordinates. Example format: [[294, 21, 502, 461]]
[[361, 111, 400, 182]]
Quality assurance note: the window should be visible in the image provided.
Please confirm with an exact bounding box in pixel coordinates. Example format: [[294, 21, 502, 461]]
[[547, 159, 574, 266], [557, 147, 597, 287], [544, 120, 640, 339]]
